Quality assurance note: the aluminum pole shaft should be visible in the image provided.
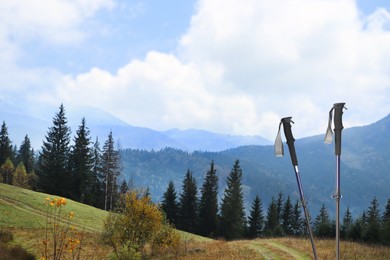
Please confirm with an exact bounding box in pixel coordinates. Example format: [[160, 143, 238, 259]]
[[294, 166, 318, 260], [335, 156, 341, 260]]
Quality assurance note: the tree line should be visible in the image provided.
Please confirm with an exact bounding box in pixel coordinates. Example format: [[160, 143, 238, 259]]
[[0, 104, 123, 211], [161, 160, 390, 245]]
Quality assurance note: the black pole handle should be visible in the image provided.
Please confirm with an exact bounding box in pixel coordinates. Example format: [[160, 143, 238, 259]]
[[333, 103, 346, 156], [281, 117, 298, 166]]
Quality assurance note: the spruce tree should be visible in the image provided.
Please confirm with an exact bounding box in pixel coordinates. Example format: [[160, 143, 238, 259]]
[[17, 135, 35, 174], [178, 169, 198, 233], [161, 181, 179, 226], [101, 131, 120, 211], [313, 204, 333, 238], [219, 160, 246, 240], [38, 104, 72, 197], [90, 137, 104, 208], [264, 197, 282, 237], [0, 121, 13, 166], [341, 206, 353, 239], [281, 196, 294, 236], [70, 118, 94, 203], [291, 200, 304, 236], [382, 198, 390, 245], [276, 192, 283, 222], [198, 160, 219, 237], [363, 197, 381, 243], [247, 195, 264, 238]]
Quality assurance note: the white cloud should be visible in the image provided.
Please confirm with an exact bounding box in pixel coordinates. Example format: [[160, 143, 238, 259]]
[[3, 0, 390, 141], [0, 0, 114, 44]]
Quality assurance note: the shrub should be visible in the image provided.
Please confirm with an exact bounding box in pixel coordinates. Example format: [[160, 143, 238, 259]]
[[102, 191, 181, 258]]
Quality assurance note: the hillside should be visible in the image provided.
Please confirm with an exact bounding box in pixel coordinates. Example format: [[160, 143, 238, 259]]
[[1, 184, 390, 259], [121, 114, 390, 218]]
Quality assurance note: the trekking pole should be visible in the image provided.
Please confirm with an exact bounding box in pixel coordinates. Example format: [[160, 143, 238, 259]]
[[324, 102, 347, 260], [275, 117, 318, 260]]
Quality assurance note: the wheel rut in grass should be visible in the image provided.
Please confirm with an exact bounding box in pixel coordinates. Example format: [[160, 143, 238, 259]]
[[0, 196, 99, 233], [243, 239, 311, 259]]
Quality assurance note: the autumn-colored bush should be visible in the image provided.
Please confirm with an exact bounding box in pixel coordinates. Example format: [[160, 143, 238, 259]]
[[102, 191, 181, 259]]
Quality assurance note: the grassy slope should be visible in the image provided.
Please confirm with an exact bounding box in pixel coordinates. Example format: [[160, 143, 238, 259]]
[[0, 184, 108, 232], [1, 184, 390, 259]]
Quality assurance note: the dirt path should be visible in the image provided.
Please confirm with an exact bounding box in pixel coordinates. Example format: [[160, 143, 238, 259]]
[[239, 239, 311, 259]]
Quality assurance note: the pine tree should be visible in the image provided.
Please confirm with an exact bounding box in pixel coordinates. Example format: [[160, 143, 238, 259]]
[[0, 158, 14, 184], [382, 198, 390, 245], [0, 121, 13, 166], [161, 181, 179, 226], [247, 195, 264, 238], [178, 170, 198, 233], [70, 118, 94, 203], [313, 204, 333, 238], [281, 196, 294, 236], [90, 137, 104, 208], [363, 197, 381, 243], [38, 104, 71, 197], [291, 200, 304, 236], [276, 192, 283, 222], [17, 135, 35, 174], [101, 131, 120, 211], [219, 160, 246, 240], [264, 197, 283, 237], [198, 160, 219, 237], [341, 206, 353, 239]]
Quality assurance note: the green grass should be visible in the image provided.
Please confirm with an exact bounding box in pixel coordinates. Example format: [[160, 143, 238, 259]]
[[0, 184, 108, 232]]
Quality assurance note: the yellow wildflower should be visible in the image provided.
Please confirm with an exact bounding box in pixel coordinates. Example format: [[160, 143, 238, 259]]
[[69, 211, 74, 219]]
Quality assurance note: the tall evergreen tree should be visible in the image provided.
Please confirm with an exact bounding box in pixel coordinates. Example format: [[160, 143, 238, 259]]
[[313, 204, 333, 238], [90, 137, 104, 208], [276, 192, 283, 222], [198, 160, 219, 237], [291, 200, 304, 236], [264, 197, 283, 237], [17, 135, 35, 174], [382, 198, 390, 245], [219, 160, 246, 240], [101, 131, 120, 211], [178, 170, 198, 233], [363, 197, 381, 243], [70, 118, 94, 203], [247, 195, 264, 238], [38, 104, 71, 197], [281, 196, 294, 236], [0, 121, 13, 166], [161, 181, 179, 226], [341, 206, 353, 239]]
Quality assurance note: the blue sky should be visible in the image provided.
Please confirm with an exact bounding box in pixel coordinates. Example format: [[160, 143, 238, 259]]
[[1, 0, 390, 140]]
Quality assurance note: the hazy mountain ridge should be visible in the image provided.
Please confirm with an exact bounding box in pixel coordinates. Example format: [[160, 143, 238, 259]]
[[0, 103, 271, 151], [120, 114, 390, 218]]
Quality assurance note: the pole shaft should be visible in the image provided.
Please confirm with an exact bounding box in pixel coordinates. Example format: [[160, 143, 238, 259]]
[[295, 166, 318, 260], [335, 156, 341, 260]]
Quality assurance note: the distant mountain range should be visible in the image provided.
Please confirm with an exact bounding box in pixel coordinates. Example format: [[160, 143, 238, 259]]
[[0, 101, 270, 151], [3, 101, 390, 218], [120, 114, 390, 218]]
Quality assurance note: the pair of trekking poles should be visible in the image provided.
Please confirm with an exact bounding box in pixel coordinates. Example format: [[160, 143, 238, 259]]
[[275, 102, 347, 260]]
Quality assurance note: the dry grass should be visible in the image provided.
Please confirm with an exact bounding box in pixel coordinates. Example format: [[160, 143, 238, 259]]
[[3, 227, 112, 259]]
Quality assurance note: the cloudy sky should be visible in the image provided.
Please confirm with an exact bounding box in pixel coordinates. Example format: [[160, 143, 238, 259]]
[[1, 0, 390, 140]]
